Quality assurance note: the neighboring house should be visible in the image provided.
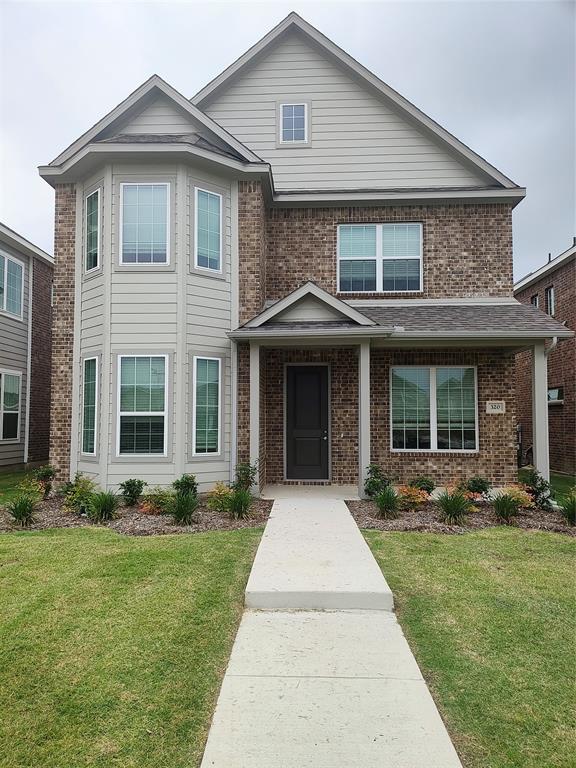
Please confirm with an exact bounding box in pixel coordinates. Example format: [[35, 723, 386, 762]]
[[0, 222, 53, 468], [39, 13, 572, 494], [514, 241, 576, 476]]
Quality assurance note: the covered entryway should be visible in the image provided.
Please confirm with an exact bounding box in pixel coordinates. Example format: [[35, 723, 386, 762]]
[[286, 364, 330, 480]]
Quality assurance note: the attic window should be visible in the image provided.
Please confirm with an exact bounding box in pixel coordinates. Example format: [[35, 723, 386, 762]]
[[280, 103, 308, 143]]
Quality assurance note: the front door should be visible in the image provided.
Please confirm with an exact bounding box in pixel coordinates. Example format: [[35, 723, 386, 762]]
[[286, 365, 329, 480]]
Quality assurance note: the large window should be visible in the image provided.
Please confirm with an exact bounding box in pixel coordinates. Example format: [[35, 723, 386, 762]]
[[82, 357, 98, 455], [193, 356, 221, 455], [0, 252, 24, 318], [391, 366, 477, 452], [280, 103, 308, 143], [85, 189, 100, 272], [0, 370, 21, 441], [120, 183, 169, 265], [338, 223, 422, 293], [195, 189, 222, 272], [117, 355, 167, 455]]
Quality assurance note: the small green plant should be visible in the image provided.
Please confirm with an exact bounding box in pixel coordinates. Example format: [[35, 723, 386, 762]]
[[139, 487, 174, 515], [227, 487, 252, 519], [410, 476, 436, 494], [119, 478, 147, 507], [493, 493, 521, 523], [6, 494, 37, 527], [16, 477, 44, 504], [207, 481, 233, 514], [88, 491, 120, 523], [436, 490, 473, 525], [466, 476, 491, 496], [233, 462, 258, 491], [33, 465, 57, 498], [170, 492, 200, 525], [522, 468, 553, 509], [62, 473, 97, 516], [173, 474, 198, 497], [558, 489, 576, 526], [375, 485, 400, 519], [364, 464, 391, 499]]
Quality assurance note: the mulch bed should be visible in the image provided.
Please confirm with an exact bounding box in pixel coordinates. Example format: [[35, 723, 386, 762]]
[[0, 497, 273, 536], [347, 499, 575, 536]]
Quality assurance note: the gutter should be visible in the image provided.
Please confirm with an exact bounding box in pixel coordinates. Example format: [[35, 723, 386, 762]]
[[228, 327, 574, 342]]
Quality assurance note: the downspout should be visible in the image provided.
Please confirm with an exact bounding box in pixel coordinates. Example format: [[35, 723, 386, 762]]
[[545, 336, 558, 357], [23, 260, 34, 464]]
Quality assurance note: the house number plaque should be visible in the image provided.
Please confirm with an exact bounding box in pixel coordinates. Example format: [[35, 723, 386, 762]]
[[486, 400, 506, 414]]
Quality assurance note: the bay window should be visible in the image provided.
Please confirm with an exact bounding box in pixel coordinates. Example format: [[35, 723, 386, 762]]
[[82, 357, 98, 455], [192, 356, 221, 455], [118, 355, 167, 455], [85, 189, 100, 272], [120, 183, 169, 264], [195, 189, 222, 272]]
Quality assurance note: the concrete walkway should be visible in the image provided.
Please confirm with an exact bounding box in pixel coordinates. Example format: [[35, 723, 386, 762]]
[[200, 498, 463, 768]]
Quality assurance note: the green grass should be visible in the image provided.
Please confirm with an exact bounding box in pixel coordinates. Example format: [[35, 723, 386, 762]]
[[0, 469, 29, 503], [0, 526, 262, 768], [365, 528, 576, 768]]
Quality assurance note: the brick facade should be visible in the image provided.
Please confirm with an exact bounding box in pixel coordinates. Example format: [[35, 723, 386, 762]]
[[50, 183, 76, 480], [238, 181, 267, 324], [28, 258, 53, 463], [515, 256, 576, 475]]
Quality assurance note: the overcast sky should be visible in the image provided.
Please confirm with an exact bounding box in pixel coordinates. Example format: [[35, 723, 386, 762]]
[[1, 0, 574, 279]]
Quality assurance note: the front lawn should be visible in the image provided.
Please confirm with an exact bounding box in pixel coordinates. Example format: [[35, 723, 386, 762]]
[[0, 469, 29, 504], [365, 528, 576, 768], [0, 526, 262, 768]]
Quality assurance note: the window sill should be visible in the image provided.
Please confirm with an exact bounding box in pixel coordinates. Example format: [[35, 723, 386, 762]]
[[548, 400, 564, 406]]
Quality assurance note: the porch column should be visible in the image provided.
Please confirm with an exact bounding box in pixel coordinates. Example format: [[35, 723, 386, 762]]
[[532, 341, 550, 481], [249, 342, 260, 489], [358, 341, 371, 498]]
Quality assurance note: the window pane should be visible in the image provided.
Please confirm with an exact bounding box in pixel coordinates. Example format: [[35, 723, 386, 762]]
[[383, 259, 420, 291], [6, 260, 22, 316], [122, 184, 168, 264], [82, 358, 97, 453], [391, 368, 430, 450], [195, 358, 220, 454], [119, 416, 165, 454], [196, 190, 221, 271], [0, 255, 4, 310], [1, 374, 20, 440], [281, 104, 306, 142], [382, 223, 421, 258], [86, 190, 99, 271], [120, 356, 165, 415], [3, 374, 20, 411], [436, 368, 476, 450], [338, 225, 377, 258], [339, 260, 376, 292]]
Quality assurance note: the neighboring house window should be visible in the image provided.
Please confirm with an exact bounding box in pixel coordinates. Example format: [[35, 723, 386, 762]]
[[192, 356, 221, 455], [544, 286, 555, 316], [530, 294, 539, 308], [195, 189, 222, 272], [338, 223, 422, 293], [0, 370, 21, 441], [548, 386, 564, 404], [391, 366, 477, 452], [120, 183, 169, 264], [82, 357, 98, 455], [280, 103, 307, 143], [85, 189, 100, 272], [0, 252, 24, 318], [118, 355, 167, 455]]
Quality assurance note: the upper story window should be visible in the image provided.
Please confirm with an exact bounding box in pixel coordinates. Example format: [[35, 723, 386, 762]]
[[0, 370, 21, 441], [85, 189, 100, 272], [337, 223, 422, 293], [530, 294, 539, 308], [0, 252, 24, 318], [280, 103, 308, 143], [120, 183, 169, 265], [544, 285, 555, 316], [195, 188, 222, 272]]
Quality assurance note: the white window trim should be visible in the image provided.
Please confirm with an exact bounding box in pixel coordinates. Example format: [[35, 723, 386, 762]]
[[119, 182, 170, 266], [192, 355, 222, 456], [279, 102, 308, 144], [530, 294, 539, 308], [336, 223, 423, 295], [116, 354, 168, 457], [389, 365, 479, 453], [0, 368, 22, 442], [545, 285, 555, 316], [84, 188, 101, 273], [81, 356, 98, 456], [194, 187, 223, 274], [0, 250, 25, 321]]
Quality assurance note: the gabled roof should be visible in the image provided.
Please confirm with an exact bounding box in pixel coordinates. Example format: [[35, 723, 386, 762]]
[[514, 241, 576, 293], [0, 222, 53, 266], [243, 282, 377, 328], [192, 12, 520, 190]]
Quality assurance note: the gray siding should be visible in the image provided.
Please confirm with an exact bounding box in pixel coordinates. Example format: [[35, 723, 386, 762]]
[[120, 95, 198, 135], [203, 31, 489, 191]]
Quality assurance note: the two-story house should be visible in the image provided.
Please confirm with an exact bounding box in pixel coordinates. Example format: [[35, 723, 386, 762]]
[[0, 222, 53, 468], [39, 13, 571, 494]]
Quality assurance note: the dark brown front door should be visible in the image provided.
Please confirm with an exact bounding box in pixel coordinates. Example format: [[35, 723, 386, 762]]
[[286, 365, 329, 480]]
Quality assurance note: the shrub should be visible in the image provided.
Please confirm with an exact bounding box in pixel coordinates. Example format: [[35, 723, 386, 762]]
[[33, 465, 56, 498], [502, 485, 534, 509], [558, 489, 576, 526], [410, 476, 436, 494], [170, 492, 200, 525], [227, 488, 252, 519], [397, 485, 429, 511], [16, 477, 44, 504], [119, 479, 147, 507], [375, 486, 400, 519], [139, 487, 174, 515], [6, 494, 37, 527], [436, 490, 473, 525], [88, 491, 120, 522], [522, 468, 553, 510], [466, 476, 491, 496], [493, 493, 521, 523], [364, 464, 391, 499], [233, 462, 258, 491], [173, 474, 198, 497], [207, 481, 233, 514], [62, 473, 97, 516]]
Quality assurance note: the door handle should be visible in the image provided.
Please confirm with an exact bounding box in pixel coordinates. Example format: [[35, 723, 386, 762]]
[[322, 436, 328, 441]]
